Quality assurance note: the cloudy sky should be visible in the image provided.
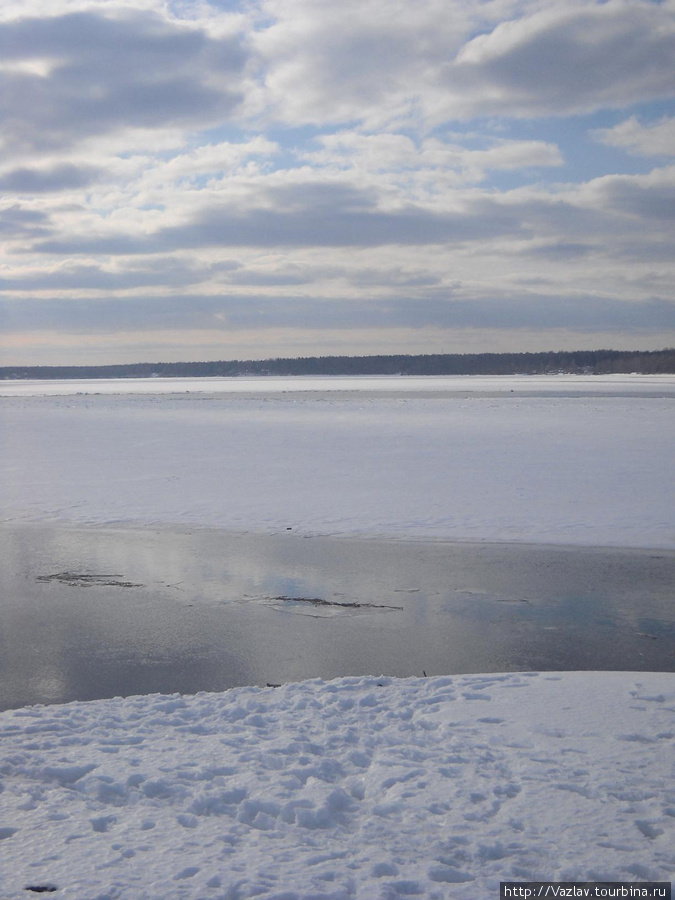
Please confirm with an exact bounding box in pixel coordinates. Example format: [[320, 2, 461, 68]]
[[1, 0, 674, 365]]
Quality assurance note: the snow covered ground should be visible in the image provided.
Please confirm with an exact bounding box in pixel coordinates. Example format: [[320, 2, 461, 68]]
[[1, 672, 674, 899], [1, 376, 673, 897], [1, 375, 673, 548]]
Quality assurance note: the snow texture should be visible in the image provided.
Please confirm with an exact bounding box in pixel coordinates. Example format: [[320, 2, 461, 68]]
[[0, 376, 674, 548], [1, 672, 674, 899]]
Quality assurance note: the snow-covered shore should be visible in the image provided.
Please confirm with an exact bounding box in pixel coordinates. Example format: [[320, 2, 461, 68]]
[[1, 672, 674, 899]]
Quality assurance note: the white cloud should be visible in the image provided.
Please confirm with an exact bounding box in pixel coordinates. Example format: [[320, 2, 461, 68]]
[[574, 164, 675, 223], [154, 138, 280, 180], [593, 115, 675, 157], [306, 133, 562, 177], [253, 0, 675, 127], [251, 0, 470, 127], [0, 8, 248, 160], [443, 1, 675, 118], [296, 132, 563, 206]]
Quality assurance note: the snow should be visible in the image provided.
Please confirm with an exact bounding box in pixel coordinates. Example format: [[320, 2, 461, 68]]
[[1, 376, 674, 897], [1, 673, 673, 899], [1, 376, 673, 548], [0, 373, 673, 397]]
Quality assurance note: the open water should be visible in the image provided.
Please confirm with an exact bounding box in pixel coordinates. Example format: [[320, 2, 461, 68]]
[[1, 523, 673, 710]]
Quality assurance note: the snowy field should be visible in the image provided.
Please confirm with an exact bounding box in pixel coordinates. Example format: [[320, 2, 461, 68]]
[[1, 673, 674, 899], [1, 375, 674, 898]]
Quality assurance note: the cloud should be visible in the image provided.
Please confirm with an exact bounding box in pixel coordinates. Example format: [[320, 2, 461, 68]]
[[526, 242, 594, 261], [347, 267, 441, 288], [0, 204, 51, 238], [1, 0, 674, 364], [255, 0, 675, 126], [0, 258, 227, 292], [449, 2, 675, 118], [2, 292, 673, 335], [253, 0, 464, 127], [22, 163, 675, 274], [302, 132, 563, 191], [32, 180, 527, 254], [593, 115, 675, 157], [0, 9, 247, 158], [584, 165, 675, 223], [226, 268, 314, 286], [155, 138, 280, 180], [0, 163, 102, 192]]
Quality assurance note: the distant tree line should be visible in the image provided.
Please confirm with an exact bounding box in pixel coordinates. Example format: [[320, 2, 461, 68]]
[[2, 348, 674, 380]]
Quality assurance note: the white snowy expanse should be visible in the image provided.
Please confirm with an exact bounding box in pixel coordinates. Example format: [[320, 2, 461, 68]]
[[1, 673, 674, 899], [0, 373, 672, 398], [1, 376, 674, 897], [1, 375, 673, 548]]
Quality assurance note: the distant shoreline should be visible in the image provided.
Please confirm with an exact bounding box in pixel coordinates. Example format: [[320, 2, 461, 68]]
[[2, 347, 674, 380]]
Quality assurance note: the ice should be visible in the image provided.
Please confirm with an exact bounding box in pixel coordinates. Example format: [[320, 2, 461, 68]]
[[0, 376, 673, 548], [0, 373, 673, 398]]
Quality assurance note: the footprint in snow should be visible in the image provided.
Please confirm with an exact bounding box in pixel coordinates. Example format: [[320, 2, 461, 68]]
[[635, 820, 664, 840], [174, 866, 200, 880]]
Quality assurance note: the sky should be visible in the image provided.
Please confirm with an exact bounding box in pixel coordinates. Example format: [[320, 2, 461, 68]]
[[1, 0, 674, 365]]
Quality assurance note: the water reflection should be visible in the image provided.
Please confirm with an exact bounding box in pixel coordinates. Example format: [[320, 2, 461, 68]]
[[1, 524, 673, 710]]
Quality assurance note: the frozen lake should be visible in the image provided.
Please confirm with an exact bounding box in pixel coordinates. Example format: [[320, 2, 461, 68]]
[[1, 378, 673, 897], [1, 523, 673, 710], [1, 372, 674, 397], [1, 376, 674, 549], [1, 375, 673, 709]]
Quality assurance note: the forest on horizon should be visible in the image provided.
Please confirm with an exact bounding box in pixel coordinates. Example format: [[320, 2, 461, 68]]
[[1, 348, 674, 380]]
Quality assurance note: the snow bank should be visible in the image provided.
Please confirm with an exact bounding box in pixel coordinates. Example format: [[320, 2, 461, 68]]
[[1, 672, 673, 899], [1, 385, 673, 548]]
